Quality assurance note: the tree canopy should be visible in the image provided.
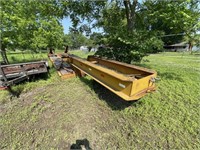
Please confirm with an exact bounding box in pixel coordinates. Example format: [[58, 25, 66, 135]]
[[0, 0, 199, 64], [63, 31, 92, 49], [144, 0, 200, 45], [0, 0, 64, 63], [61, 0, 199, 62]]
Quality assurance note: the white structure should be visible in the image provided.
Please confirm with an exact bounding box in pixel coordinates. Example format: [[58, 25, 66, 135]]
[[80, 46, 88, 51]]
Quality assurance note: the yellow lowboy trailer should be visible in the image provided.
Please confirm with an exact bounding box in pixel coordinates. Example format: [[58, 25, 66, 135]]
[[69, 55, 157, 101]]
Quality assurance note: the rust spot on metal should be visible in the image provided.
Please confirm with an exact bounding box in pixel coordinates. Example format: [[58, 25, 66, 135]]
[[100, 74, 104, 77]]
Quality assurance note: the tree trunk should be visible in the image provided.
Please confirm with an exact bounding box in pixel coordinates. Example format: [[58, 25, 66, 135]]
[[188, 42, 193, 54], [130, 0, 137, 29], [124, 0, 138, 32], [124, 0, 133, 31], [0, 48, 9, 64]]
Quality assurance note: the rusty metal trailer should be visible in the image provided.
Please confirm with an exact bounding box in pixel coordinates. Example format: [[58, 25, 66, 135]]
[[0, 61, 48, 88]]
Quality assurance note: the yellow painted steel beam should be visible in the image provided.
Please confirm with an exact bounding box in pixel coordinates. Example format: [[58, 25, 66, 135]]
[[70, 55, 157, 101], [87, 55, 155, 76]]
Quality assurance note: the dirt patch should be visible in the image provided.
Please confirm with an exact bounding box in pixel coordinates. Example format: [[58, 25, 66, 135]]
[[0, 79, 121, 149]]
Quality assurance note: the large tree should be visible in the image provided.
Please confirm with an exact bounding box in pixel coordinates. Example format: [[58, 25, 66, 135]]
[[92, 1, 163, 63], [60, 0, 199, 62], [0, 0, 64, 64], [124, 0, 138, 32], [31, 18, 64, 50], [1, 0, 199, 64], [144, 0, 200, 46]]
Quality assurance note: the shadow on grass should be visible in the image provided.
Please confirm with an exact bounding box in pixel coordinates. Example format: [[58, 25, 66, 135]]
[[193, 53, 200, 56], [158, 71, 183, 82], [70, 139, 92, 150], [80, 77, 137, 110], [7, 73, 50, 98], [7, 86, 22, 98]]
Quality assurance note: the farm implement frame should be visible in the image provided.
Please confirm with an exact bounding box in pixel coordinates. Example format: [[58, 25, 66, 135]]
[[48, 54, 157, 101], [0, 61, 48, 89]]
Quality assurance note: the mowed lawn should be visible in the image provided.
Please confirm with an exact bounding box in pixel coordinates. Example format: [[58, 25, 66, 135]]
[[0, 51, 199, 149]]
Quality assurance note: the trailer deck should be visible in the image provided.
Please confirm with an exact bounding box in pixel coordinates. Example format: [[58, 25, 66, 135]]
[[0, 61, 48, 87]]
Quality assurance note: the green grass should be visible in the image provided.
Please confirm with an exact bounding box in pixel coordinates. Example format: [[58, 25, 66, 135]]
[[0, 51, 199, 149], [5, 49, 95, 64]]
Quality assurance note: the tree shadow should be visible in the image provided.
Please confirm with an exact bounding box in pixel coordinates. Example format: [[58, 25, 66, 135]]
[[7, 86, 21, 98], [80, 77, 137, 110], [6, 73, 50, 99], [158, 71, 183, 82], [29, 72, 50, 81], [70, 139, 92, 150]]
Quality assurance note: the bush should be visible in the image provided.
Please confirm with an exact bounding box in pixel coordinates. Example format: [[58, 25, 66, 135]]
[[95, 30, 164, 63]]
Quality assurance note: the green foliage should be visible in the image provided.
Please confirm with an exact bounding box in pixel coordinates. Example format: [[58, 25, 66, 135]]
[[60, 1, 106, 28], [1, 0, 199, 64], [63, 32, 94, 49], [95, 31, 163, 63], [0, 0, 64, 64], [94, 2, 164, 63], [63, 34, 73, 47], [63, 0, 199, 63], [144, 0, 200, 45], [31, 18, 64, 49], [90, 32, 104, 45]]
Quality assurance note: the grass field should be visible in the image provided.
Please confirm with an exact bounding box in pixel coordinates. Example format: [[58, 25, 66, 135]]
[[0, 51, 199, 149]]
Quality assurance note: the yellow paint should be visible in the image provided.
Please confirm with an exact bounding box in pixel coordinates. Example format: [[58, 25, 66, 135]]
[[49, 54, 157, 101], [71, 55, 157, 101]]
